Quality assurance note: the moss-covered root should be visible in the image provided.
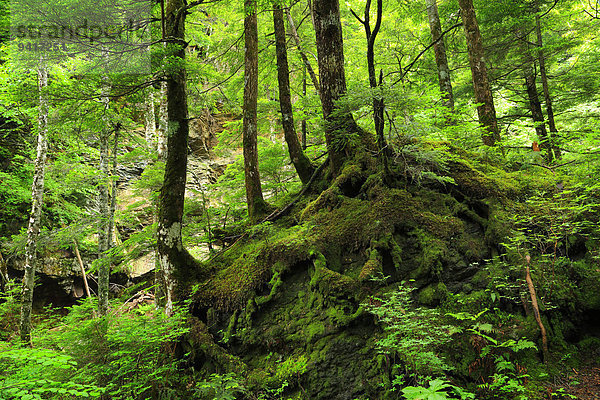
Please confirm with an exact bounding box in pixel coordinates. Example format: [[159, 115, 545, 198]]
[[185, 317, 247, 374]]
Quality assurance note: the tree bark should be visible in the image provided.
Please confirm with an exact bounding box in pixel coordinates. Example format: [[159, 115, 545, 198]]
[[458, 0, 500, 146], [108, 128, 119, 249], [525, 264, 549, 362], [97, 126, 110, 316], [157, 0, 198, 315], [302, 65, 308, 150], [285, 8, 321, 96], [144, 90, 156, 149], [313, 0, 370, 173], [524, 67, 552, 162], [158, 81, 168, 160], [73, 240, 91, 298], [0, 252, 7, 294], [273, 3, 314, 185], [425, 0, 455, 112], [20, 57, 48, 343], [243, 0, 268, 221], [534, 0, 560, 159], [352, 0, 389, 176]]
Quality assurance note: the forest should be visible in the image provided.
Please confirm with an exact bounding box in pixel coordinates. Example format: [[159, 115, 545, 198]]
[[0, 0, 600, 398]]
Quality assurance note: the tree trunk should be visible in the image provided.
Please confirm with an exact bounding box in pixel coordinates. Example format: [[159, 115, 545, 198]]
[[73, 240, 91, 298], [302, 65, 308, 150], [243, 0, 268, 221], [273, 3, 314, 185], [364, 0, 388, 168], [285, 8, 321, 96], [534, 0, 561, 159], [19, 57, 48, 343], [352, 0, 388, 175], [157, 81, 168, 160], [0, 252, 7, 293], [97, 128, 110, 316], [520, 27, 553, 163], [108, 128, 119, 249], [144, 90, 156, 150], [458, 0, 500, 146], [313, 0, 370, 174], [524, 68, 552, 162], [157, 0, 197, 315], [525, 264, 549, 362], [425, 0, 455, 112]]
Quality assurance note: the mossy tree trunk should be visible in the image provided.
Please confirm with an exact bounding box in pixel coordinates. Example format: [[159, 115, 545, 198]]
[[20, 57, 48, 343], [243, 0, 268, 221], [458, 0, 501, 146], [426, 0, 455, 113], [312, 0, 372, 174], [273, 2, 314, 185], [157, 0, 197, 315]]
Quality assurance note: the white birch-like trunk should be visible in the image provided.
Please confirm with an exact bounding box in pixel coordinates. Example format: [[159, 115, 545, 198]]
[[157, 81, 168, 160], [19, 57, 49, 343], [97, 70, 111, 316], [144, 90, 156, 148], [107, 129, 119, 249]]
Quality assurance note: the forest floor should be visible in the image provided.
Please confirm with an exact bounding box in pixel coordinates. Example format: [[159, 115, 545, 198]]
[[567, 365, 600, 399], [549, 363, 600, 399]]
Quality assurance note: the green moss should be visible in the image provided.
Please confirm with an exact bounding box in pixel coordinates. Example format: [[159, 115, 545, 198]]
[[186, 317, 247, 374], [325, 305, 364, 327], [196, 225, 314, 310], [222, 310, 238, 344], [271, 355, 308, 386], [256, 271, 283, 306], [359, 257, 383, 282], [310, 261, 357, 298], [418, 282, 448, 306]]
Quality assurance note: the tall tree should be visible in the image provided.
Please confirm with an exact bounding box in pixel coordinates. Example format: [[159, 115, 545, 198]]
[[157, 82, 168, 160], [285, 8, 321, 96], [97, 60, 111, 316], [524, 65, 551, 160], [273, 2, 314, 185], [157, 0, 198, 315], [97, 129, 110, 315], [351, 0, 389, 174], [533, 0, 560, 159], [144, 90, 156, 149], [312, 0, 372, 174], [243, 0, 268, 220], [19, 58, 48, 343], [458, 0, 501, 146], [425, 0, 455, 112]]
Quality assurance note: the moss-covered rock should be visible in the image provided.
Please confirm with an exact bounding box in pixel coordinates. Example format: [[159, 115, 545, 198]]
[[186, 143, 598, 399]]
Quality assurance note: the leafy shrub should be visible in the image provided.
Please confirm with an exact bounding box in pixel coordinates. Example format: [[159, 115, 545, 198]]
[[0, 344, 104, 399], [364, 283, 454, 382], [32, 298, 191, 400], [402, 378, 475, 400], [0, 281, 20, 340]]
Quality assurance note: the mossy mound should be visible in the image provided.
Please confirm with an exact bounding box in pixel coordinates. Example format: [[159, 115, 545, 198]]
[[189, 146, 575, 399]]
